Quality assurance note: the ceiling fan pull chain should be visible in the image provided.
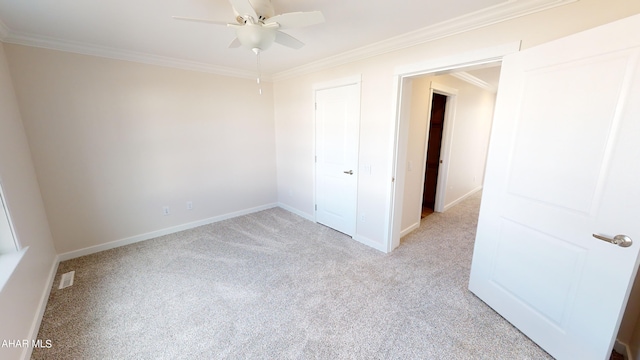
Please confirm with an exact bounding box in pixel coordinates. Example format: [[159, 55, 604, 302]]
[[254, 47, 262, 95]]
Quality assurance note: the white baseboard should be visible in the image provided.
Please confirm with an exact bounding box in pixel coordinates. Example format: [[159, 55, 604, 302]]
[[443, 186, 483, 212], [58, 203, 278, 261], [353, 234, 388, 253], [614, 339, 631, 360], [400, 222, 420, 238], [21, 255, 59, 360], [277, 202, 314, 222]]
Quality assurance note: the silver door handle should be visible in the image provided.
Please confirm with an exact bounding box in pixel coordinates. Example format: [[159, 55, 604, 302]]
[[343, 170, 353, 175], [593, 234, 633, 247]]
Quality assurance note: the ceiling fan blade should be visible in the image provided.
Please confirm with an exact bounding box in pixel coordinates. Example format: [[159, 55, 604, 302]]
[[172, 16, 228, 26], [264, 11, 325, 29], [228, 0, 258, 21], [228, 37, 242, 48], [274, 31, 305, 49]]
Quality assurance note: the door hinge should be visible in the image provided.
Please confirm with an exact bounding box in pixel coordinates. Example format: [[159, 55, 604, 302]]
[[315, 155, 317, 163], [315, 204, 317, 211], [392, 177, 395, 182], [315, 103, 317, 110]]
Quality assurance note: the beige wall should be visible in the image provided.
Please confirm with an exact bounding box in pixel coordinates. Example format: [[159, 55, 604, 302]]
[[0, 42, 57, 360], [401, 74, 496, 233], [4, 45, 278, 254], [440, 75, 495, 205]]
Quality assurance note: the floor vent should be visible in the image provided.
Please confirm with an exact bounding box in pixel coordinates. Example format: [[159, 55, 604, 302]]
[[59, 271, 75, 289]]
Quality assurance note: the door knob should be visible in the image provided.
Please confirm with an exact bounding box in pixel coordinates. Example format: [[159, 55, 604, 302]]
[[343, 170, 354, 175], [592, 233, 633, 247]]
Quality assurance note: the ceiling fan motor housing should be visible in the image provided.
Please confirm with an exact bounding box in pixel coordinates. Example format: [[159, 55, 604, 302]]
[[234, 0, 275, 23]]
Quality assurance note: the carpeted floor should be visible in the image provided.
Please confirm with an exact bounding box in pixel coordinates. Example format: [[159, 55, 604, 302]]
[[32, 192, 552, 359]]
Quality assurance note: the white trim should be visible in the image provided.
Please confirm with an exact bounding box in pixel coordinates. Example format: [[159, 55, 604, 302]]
[[430, 82, 460, 96], [451, 71, 498, 93], [277, 203, 314, 222], [312, 74, 362, 91], [386, 75, 413, 252], [0, 177, 21, 251], [272, 0, 571, 81], [430, 82, 459, 96], [0, 176, 24, 291], [395, 42, 520, 77], [613, 339, 631, 360], [400, 222, 420, 238], [443, 186, 483, 212], [0, 247, 27, 292], [353, 234, 387, 253], [21, 255, 59, 360], [2, 32, 262, 80], [57, 203, 278, 261]]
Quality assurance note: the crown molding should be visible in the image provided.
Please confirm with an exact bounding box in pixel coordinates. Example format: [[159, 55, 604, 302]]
[[271, 0, 577, 81], [0, 0, 576, 81], [2, 31, 267, 80], [451, 71, 498, 93]]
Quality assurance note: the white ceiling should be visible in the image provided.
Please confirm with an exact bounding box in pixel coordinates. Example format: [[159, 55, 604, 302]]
[[0, 0, 572, 78]]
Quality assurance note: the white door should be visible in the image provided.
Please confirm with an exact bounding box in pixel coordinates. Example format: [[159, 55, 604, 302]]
[[315, 83, 360, 236], [469, 14, 640, 360]]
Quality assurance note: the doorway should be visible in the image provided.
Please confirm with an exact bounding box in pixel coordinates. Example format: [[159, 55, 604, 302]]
[[399, 71, 501, 238], [387, 42, 519, 252], [421, 93, 447, 218]]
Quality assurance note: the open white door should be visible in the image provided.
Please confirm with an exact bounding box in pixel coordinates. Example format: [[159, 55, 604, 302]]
[[315, 83, 360, 236], [469, 14, 640, 359]]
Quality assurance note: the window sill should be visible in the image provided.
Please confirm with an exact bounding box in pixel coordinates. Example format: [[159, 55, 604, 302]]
[[0, 246, 28, 292]]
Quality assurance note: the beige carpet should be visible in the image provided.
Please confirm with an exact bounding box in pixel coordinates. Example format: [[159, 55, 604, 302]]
[[32, 192, 551, 359]]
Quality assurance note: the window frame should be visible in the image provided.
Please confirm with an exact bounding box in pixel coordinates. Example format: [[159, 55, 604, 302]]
[[0, 179, 18, 255]]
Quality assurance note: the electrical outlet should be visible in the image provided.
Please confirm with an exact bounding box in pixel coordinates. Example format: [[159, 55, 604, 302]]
[[162, 206, 170, 216], [360, 213, 366, 222], [186, 201, 193, 210]]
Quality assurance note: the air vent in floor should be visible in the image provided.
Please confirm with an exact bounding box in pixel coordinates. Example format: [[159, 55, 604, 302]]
[[58, 271, 75, 289]]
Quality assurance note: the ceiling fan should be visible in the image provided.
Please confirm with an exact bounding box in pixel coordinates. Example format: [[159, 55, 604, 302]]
[[173, 0, 325, 54]]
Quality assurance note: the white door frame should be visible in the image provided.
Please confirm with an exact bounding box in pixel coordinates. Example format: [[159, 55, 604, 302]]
[[385, 42, 521, 252], [313, 75, 362, 232]]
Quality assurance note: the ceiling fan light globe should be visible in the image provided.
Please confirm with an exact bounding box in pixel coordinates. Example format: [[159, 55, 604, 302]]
[[236, 24, 276, 51]]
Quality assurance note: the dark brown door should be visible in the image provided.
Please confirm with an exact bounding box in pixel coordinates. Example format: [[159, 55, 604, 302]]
[[422, 93, 447, 211]]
